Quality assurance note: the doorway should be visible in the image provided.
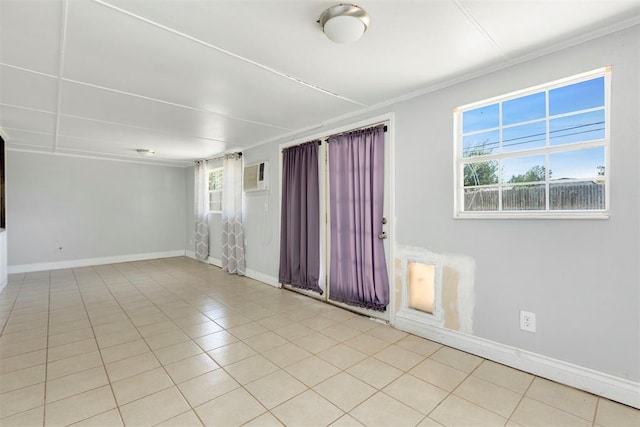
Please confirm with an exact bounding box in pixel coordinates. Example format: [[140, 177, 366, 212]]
[[281, 118, 393, 321]]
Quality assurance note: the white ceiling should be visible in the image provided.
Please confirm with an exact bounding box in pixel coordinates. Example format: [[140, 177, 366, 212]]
[[1, 0, 638, 167]]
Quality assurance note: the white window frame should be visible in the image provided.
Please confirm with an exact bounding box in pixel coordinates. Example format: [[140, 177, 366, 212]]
[[453, 67, 610, 219], [208, 167, 223, 213]]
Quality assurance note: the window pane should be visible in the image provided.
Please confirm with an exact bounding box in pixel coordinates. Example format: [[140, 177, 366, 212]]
[[463, 130, 499, 157], [502, 184, 545, 211], [209, 172, 215, 191], [463, 161, 499, 186], [549, 147, 604, 180], [209, 169, 223, 191], [550, 181, 605, 210], [462, 103, 499, 133], [502, 121, 546, 153], [502, 92, 545, 126], [502, 155, 545, 183], [549, 77, 604, 116], [209, 191, 222, 211], [549, 110, 604, 146], [464, 187, 499, 211]]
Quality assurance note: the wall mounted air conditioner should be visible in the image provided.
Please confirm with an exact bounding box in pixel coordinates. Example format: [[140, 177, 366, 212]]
[[244, 161, 269, 192]]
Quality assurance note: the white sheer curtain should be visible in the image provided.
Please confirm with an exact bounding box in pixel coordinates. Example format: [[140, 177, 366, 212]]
[[194, 160, 209, 261], [222, 153, 246, 275]]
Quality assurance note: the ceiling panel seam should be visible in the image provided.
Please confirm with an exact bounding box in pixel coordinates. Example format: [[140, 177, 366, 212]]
[[6, 145, 191, 168], [60, 77, 294, 132], [0, 103, 57, 116], [93, 0, 368, 107], [2, 128, 54, 137], [58, 113, 227, 145], [54, 150, 191, 167], [0, 63, 58, 80], [307, 18, 640, 134], [53, 0, 70, 154], [452, 0, 507, 59]]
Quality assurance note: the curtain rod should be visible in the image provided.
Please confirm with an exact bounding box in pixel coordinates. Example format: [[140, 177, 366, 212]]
[[283, 122, 389, 151], [318, 124, 387, 145], [199, 151, 242, 163]]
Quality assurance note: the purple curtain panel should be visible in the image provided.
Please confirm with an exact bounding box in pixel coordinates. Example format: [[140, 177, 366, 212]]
[[278, 141, 322, 293], [328, 125, 389, 311]]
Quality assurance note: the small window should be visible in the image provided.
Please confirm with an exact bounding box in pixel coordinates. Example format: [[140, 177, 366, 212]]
[[208, 168, 223, 212], [454, 68, 609, 218]]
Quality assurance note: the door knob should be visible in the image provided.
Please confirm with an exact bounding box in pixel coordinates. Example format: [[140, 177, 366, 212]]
[[378, 232, 387, 239]]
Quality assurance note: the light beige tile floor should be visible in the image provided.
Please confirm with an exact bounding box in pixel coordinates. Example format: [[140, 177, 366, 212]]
[[0, 257, 638, 427]]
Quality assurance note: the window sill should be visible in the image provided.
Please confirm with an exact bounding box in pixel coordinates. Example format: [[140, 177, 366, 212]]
[[454, 211, 609, 220]]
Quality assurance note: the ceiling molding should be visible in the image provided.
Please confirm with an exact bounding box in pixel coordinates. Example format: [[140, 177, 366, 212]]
[[245, 19, 639, 153], [2, 1, 636, 165], [335, 18, 640, 125]]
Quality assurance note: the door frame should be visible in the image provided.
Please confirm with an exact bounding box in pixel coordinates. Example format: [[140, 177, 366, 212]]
[[278, 113, 396, 322]]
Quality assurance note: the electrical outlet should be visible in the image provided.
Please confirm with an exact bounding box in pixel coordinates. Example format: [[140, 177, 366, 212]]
[[520, 310, 536, 332]]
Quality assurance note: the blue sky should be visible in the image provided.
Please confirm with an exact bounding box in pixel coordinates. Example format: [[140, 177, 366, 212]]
[[462, 76, 605, 182]]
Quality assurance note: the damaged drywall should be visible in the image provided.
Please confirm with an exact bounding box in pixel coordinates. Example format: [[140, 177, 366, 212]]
[[393, 244, 476, 334]]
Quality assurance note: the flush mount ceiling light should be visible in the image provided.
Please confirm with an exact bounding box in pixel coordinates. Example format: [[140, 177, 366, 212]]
[[318, 4, 370, 44], [136, 149, 155, 157]]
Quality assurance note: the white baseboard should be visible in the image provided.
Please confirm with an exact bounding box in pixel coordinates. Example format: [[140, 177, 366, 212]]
[[207, 257, 222, 268], [245, 268, 280, 288], [394, 318, 640, 409], [185, 251, 222, 269], [7, 250, 187, 274]]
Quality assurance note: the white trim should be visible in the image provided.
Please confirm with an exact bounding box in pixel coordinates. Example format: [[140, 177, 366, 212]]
[[185, 252, 221, 268], [7, 250, 186, 274], [453, 68, 610, 218], [207, 257, 222, 268], [455, 211, 609, 220], [245, 21, 639, 154], [244, 268, 280, 288], [457, 67, 609, 111], [393, 319, 640, 409]]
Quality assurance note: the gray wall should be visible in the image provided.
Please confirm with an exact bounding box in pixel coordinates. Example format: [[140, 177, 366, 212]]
[[240, 26, 639, 381], [7, 151, 187, 266], [243, 145, 280, 276]]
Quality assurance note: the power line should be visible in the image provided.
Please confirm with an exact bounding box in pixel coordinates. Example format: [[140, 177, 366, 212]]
[[463, 121, 605, 155]]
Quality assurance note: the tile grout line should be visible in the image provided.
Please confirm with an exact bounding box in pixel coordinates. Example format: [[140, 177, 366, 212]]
[[69, 266, 127, 426], [93, 263, 237, 426], [4, 259, 636, 426], [42, 269, 52, 426]]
